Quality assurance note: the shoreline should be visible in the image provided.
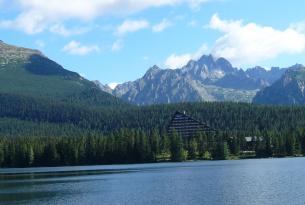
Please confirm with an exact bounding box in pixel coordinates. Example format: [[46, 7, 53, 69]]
[[0, 156, 303, 175]]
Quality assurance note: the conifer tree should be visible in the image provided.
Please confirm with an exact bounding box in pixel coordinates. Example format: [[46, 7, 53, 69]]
[[170, 130, 185, 162], [188, 138, 198, 159]]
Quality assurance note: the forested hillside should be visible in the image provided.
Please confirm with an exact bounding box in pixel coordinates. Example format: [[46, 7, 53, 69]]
[[1, 92, 305, 135], [0, 93, 305, 167], [253, 65, 305, 105], [0, 41, 123, 108], [0, 41, 305, 168]]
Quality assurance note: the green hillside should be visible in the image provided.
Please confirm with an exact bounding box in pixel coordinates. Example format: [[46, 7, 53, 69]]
[[0, 42, 123, 107], [253, 65, 305, 105], [1, 98, 305, 167]]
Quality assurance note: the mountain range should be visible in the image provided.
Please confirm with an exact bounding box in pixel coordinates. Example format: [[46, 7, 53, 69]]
[[98, 55, 290, 105], [1, 40, 305, 106]]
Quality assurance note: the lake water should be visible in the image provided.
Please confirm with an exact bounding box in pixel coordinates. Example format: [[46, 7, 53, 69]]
[[1, 158, 305, 205]]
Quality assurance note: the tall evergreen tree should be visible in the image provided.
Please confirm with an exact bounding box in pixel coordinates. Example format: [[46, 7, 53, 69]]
[[150, 129, 160, 161], [170, 130, 185, 162], [0, 142, 4, 166], [265, 136, 273, 157], [188, 138, 198, 159], [231, 136, 240, 155], [213, 141, 230, 160], [43, 143, 59, 166], [286, 135, 296, 156]]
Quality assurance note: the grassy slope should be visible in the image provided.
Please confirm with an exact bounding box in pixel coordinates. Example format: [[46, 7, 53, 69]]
[[0, 58, 123, 107], [0, 63, 84, 98]]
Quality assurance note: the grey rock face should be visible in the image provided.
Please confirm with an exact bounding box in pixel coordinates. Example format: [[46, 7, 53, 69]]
[[0, 41, 42, 65], [253, 65, 305, 105], [93, 81, 113, 94], [111, 55, 280, 105]]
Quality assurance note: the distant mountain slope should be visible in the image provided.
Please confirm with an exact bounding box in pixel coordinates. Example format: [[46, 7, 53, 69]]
[[245, 66, 287, 85], [253, 65, 305, 105], [0, 41, 123, 107], [106, 55, 286, 105]]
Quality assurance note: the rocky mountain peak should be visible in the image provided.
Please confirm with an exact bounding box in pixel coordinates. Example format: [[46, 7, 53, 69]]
[[149, 65, 161, 72], [270, 66, 280, 71], [252, 66, 266, 71], [198, 54, 214, 65], [0, 41, 42, 64], [93, 80, 113, 94], [215, 57, 235, 73], [144, 65, 161, 79], [289, 64, 304, 70], [187, 54, 235, 73], [196, 55, 218, 71], [253, 65, 305, 105], [112, 54, 269, 105]]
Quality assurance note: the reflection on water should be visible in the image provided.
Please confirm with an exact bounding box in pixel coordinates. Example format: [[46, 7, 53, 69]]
[[1, 158, 305, 205]]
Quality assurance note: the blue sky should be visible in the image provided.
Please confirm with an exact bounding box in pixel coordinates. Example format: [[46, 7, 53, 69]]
[[1, 0, 305, 87]]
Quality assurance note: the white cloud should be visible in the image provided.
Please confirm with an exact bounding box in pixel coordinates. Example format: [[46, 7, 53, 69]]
[[0, 10, 46, 34], [165, 53, 192, 69], [14, 0, 209, 19], [209, 14, 305, 66], [62, 41, 99, 55], [111, 39, 123, 51], [49, 24, 89, 36], [108, 82, 120, 89], [0, 13, 90, 36], [187, 0, 210, 10], [0, 0, 210, 34], [152, 19, 172, 32], [193, 44, 209, 59], [115, 19, 149, 36], [164, 44, 209, 69]]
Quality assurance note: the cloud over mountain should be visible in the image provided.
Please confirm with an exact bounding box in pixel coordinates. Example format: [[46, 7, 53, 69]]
[[0, 0, 209, 34], [62, 41, 99, 55], [210, 14, 305, 67]]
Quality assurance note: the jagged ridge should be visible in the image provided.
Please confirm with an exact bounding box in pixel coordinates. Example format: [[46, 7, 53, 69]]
[[99, 55, 287, 105], [253, 64, 305, 105]]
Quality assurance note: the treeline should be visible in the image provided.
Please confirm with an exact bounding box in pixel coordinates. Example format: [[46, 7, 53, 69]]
[[1, 93, 305, 135], [1, 93, 305, 167], [1, 129, 305, 167]]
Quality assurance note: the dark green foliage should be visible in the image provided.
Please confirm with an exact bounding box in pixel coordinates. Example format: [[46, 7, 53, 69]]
[[1, 93, 305, 136], [0, 127, 305, 167], [170, 130, 185, 162], [230, 136, 240, 155], [255, 139, 264, 158], [0, 59, 124, 108], [213, 141, 230, 160], [1, 42, 305, 167], [253, 66, 305, 105], [286, 135, 296, 156], [265, 135, 273, 157], [188, 138, 198, 159], [0, 142, 4, 166], [0, 91, 305, 167], [150, 129, 160, 161], [24, 54, 79, 77]]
